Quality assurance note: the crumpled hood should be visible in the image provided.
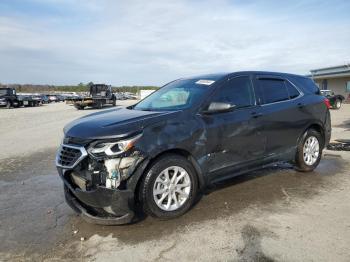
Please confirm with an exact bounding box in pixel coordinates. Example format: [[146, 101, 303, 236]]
[[64, 107, 180, 140]]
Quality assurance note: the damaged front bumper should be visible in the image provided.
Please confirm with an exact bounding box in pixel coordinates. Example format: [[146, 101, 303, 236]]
[[56, 142, 146, 225], [58, 167, 135, 225]]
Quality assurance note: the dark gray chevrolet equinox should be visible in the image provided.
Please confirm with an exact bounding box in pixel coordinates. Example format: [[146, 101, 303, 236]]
[[56, 71, 331, 224]]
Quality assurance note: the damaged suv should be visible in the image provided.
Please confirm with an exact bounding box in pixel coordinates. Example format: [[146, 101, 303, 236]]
[[56, 71, 331, 224]]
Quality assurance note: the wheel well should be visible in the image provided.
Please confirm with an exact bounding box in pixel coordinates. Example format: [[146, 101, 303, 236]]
[[307, 124, 325, 147]]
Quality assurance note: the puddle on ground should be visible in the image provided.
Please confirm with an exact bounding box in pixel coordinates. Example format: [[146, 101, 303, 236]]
[[234, 224, 276, 262]]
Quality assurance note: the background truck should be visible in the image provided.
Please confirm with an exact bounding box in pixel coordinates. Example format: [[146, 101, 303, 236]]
[[0, 87, 41, 108], [73, 84, 116, 110]]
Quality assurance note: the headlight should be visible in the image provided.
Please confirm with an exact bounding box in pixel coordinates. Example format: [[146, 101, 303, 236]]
[[88, 133, 142, 157]]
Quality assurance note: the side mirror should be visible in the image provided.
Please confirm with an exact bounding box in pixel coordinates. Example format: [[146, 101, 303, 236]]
[[203, 102, 236, 114]]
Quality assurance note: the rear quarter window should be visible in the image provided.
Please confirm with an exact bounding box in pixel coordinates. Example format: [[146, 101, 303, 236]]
[[256, 78, 290, 104]]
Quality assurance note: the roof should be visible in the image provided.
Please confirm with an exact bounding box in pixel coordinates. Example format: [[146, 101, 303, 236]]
[[310, 64, 350, 79], [186, 71, 307, 81]]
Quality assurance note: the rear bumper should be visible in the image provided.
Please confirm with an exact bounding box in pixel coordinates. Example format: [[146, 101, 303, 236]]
[[58, 167, 135, 225]]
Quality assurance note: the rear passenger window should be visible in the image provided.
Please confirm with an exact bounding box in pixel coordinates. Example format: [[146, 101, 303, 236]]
[[285, 81, 300, 99], [257, 79, 289, 104], [211, 76, 254, 108]]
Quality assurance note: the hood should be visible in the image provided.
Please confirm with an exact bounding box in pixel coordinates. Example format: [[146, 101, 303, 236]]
[[64, 107, 181, 140]]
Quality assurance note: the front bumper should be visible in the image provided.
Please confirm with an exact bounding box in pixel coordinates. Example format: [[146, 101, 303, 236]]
[[58, 167, 135, 225], [0, 100, 7, 106]]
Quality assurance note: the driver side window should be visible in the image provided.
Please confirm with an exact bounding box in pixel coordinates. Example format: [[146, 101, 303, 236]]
[[211, 76, 254, 108]]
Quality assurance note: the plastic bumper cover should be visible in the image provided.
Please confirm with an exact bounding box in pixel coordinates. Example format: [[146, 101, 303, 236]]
[[58, 167, 135, 225]]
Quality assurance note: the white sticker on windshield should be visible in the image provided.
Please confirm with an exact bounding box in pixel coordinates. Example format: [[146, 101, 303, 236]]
[[195, 79, 215, 86]]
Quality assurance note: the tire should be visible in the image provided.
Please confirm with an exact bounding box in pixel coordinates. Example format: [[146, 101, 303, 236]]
[[295, 129, 323, 172], [112, 98, 116, 107], [334, 99, 342, 109], [139, 154, 198, 219], [95, 101, 102, 109], [5, 101, 11, 109]]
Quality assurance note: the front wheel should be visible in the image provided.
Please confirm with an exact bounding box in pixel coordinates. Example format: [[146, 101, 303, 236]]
[[295, 129, 323, 172], [5, 101, 11, 109], [139, 154, 198, 219]]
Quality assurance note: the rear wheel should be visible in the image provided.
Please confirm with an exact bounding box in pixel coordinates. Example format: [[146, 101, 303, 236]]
[[334, 99, 342, 109], [295, 129, 323, 172], [139, 154, 198, 219], [96, 101, 103, 109]]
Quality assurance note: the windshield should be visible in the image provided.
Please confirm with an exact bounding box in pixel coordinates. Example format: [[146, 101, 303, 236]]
[[134, 79, 216, 111]]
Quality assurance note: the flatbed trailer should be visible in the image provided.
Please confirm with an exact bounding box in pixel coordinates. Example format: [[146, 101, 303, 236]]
[[73, 84, 116, 110], [0, 88, 41, 108]]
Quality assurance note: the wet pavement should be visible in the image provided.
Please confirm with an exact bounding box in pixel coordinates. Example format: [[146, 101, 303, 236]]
[[1, 103, 350, 261], [0, 148, 348, 260]]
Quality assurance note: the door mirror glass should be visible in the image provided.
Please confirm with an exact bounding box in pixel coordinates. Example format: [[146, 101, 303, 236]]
[[204, 102, 236, 114]]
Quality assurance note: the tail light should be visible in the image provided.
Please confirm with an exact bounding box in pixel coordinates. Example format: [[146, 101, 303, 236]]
[[324, 98, 331, 109]]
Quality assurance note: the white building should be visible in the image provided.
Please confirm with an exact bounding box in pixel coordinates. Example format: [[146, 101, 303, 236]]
[[310, 64, 350, 98]]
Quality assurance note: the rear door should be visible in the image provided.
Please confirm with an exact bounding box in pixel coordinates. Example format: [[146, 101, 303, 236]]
[[253, 75, 304, 159], [202, 75, 267, 176]]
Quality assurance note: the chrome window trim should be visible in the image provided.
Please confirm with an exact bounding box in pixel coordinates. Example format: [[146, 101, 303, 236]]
[[55, 144, 88, 169]]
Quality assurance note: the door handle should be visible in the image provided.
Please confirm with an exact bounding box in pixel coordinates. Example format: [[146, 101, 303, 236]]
[[251, 112, 263, 118]]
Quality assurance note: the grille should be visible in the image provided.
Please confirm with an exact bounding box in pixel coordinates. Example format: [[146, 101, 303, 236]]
[[63, 136, 92, 146], [56, 144, 87, 168]]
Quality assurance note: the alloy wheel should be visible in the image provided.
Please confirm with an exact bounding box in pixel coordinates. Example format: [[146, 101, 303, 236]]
[[303, 136, 320, 165], [153, 166, 191, 211]]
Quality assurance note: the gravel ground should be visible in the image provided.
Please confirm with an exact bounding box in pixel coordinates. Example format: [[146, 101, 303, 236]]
[[0, 102, 350, 261]]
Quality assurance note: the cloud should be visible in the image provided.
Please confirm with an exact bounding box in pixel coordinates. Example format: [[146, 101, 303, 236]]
[[0, 0, 349, 85]]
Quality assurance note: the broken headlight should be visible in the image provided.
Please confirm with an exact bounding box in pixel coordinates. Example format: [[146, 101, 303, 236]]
[[88, 133, 142, 158]]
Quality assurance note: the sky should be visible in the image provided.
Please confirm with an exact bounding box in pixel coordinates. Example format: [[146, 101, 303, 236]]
[[0, 0, 349, 86]]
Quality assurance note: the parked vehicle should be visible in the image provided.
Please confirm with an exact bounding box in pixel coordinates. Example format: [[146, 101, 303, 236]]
[[320, 90, 344, 109], [56, 71, 331, 224], [30, 95, 43, 106], [0, 88, 17, 108], [40, 95, 49, 104], [73, 84, 116, 110], [56, 95, 65, 102], [48, 95, 58, 103], [0, 88, 40, 108]]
